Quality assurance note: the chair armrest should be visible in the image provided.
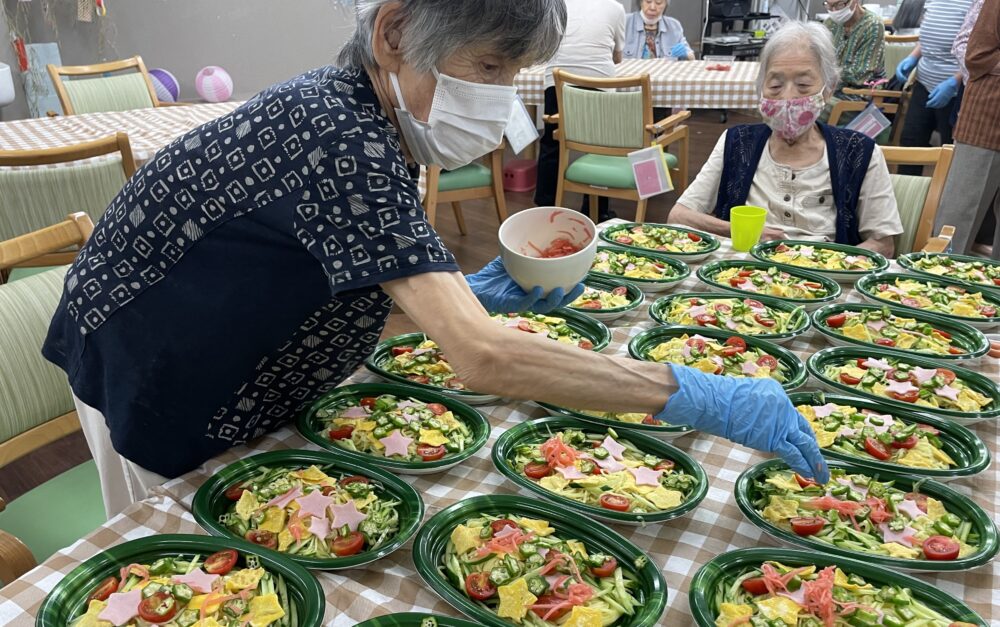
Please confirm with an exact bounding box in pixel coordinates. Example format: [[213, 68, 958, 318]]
[[654, 124, 688, 148], [842, 87, 902, 98], [0, 529, 36, 583], [156, 101, 192, 107], [0, 494, 5, 512], [542, 113, 560, 125], [46, 111, 59, 118], [647, 110, 691, 135]]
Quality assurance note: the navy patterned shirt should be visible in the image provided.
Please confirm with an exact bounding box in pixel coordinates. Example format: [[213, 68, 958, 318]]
[[43, 67, 459, 477]]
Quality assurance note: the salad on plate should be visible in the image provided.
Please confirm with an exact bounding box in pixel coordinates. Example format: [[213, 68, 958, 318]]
[[590, 249, 679, 281], [761, 242, 878, 271], [822, 308, 967, 356], [710, 265, 832, 300], [602, 223, 711, 254], [643, 333, 788, 384], [904, 254, 1000, 288], [870, 278, 997, 320], [657, 295, 803, 335], [569, 285, 631, 311]]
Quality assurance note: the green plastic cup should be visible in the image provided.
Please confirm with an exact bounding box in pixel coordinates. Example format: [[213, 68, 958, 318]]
[[730, 205, 767, 252]]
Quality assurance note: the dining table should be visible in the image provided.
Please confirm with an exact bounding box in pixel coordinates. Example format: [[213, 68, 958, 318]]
[[1, 223, 997, 626]]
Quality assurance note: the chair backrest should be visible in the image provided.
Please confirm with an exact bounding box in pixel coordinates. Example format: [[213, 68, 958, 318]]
[[47, 56, 158, 115], [553, 69, 652, 153], [884, 42, 917, 81], [0, 134, 134, 249], [881, 145, 954, 254], [0, 212, 95, 270]]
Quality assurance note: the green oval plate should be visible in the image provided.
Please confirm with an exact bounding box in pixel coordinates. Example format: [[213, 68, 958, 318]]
[[355, 614, 481, 627], [811, 302, 990, 365], [898, 251, 1000, 291], [806, 345, 1000, 425], [689, 547, 987, 627], [35, 534, 325, 627], [697, 259, 842, 311], [648, 291, 811, 345], [628, 325, 808, 391], [296, 383, 490, 475], [787, 390, 991, 479], [534, 401, 695, 439], [491, 416, 708, 525], [734, 459, 999, 572], [750, 239, 889, 283], [599, 222, 720, 262], [855, 271, 1000, 331], [566, 275, 645, 323], [589, 245, 691, 293], [192, 450, 424, 570], [413, 494, 667, 627]]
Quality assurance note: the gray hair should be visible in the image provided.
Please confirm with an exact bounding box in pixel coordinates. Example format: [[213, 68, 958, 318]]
[[756, 20, 841, 95], [338, 0, 567, 72]]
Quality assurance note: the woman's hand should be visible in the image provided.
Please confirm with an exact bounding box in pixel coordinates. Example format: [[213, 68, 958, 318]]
[[670, 42, 692, 59], [465, 257, 585, 314], [761, 226, 789, 241]]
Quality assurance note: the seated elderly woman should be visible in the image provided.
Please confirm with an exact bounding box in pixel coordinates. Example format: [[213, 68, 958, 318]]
[[669, 21, 902, 256], [623, 0, 694, 60]]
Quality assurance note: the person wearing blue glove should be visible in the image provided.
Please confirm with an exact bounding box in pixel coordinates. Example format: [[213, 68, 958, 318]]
[[622, 0, 695, 61], [669, 42, 692, 60], [895, 53, 918, 84], [926, 76, 959, 109], [465, 257, 585, 314]]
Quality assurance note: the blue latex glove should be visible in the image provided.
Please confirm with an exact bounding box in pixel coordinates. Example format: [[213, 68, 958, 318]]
[[670, 42, 691, 59], [926, 76, 959, 109], [466, 257, 585, 314], [656, 364, 830, 483], [895, 55, 918, 83]]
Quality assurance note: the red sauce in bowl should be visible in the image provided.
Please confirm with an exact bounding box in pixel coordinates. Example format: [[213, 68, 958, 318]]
[[538, 238, 582, 258]]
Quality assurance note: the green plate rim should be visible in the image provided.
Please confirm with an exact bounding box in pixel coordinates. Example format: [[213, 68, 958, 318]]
[[295, 382, 491, 472], [688, 547, 988, 627], [811, 302, 991, 362], [588, 245, 691, 286], [786, 390, 991, 478], [353, 614, 482, 627], [35, 534, 325, 627], [733, 458, 1000, 572], [855, 272, 1000, 325], [750, 239, 889, 276], [533, 400, 695, 435], [566, 275, 645, 316], [627, 325, 808, 391], [648, 291, 812, 341], [490, 416, 708, 523], [412, 494, 667, 627], [192, 450, 425, 570], [696, 259, 842, 305], [598, 222, 721, 257], [806, 345, 1000, 420], [897, 251, 1000, 292]]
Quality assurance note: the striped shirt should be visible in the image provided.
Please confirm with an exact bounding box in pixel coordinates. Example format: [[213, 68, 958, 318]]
[[916, 0, 974, 90]]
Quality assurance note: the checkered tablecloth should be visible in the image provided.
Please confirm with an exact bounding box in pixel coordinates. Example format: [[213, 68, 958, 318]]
[[1, 236, 998, 626], [0, 103, 240, 164], [514, 59, 761, 110]]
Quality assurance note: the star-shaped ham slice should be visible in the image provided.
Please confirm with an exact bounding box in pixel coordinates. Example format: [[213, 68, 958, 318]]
[[629, 466, 663, 486], [330, 501, 368, 532], [910, 367, 940, 385], [897, 498, 925, 520], [295, 489, 334, 519], [556, 465, 587, 480], [307, 515, 331, 540], [935, 385, 960, 402], [172, 568, 220, 593], [98, 589, 142, 625], [379, 429, 414, 458], [862, 358, 892, 370], [885, 379, 918, 396], [600, 436, 626, 460], [266, 486, 302, 509], [811, 403, 839, 418], [587, 454, 625, 473]]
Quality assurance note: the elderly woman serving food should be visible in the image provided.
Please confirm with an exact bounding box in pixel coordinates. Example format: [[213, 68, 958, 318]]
[[670, 21, 902, 256], [42, 0, 828, 518]]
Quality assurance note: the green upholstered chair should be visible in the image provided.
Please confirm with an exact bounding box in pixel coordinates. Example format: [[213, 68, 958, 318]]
[[0, 214, 103, 578], [882, 145, 954, 254], [0, 133, 134, 278], [829, 84, 913, 147], [47, 56, 162, 115], [549, 68, 690, 223], [884, 39, 918, 81], [423, 144, 508, 235]]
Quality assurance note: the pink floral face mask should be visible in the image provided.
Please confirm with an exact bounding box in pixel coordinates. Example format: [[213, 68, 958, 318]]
[[758, 92, 825, 143]]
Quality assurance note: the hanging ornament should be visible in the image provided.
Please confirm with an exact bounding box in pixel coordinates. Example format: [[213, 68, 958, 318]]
[[96, 0, 108, 17]]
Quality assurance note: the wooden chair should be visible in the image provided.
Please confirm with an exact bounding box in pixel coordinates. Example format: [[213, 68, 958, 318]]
[[47, 55, 184, 115], [0, 133, 134, 274], [829, 85, 912, 146], [423, 144, 508, 234], [885, 33, 920, 43], [0, 213, 100, 582], [922, 225, 956, 253], [884, 41, 918, 84], [549, 69, 691, 223], [881, 145, 955, 254]]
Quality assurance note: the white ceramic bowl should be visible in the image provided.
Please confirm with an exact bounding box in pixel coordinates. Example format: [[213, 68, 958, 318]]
[[499, 206, 598, 295]]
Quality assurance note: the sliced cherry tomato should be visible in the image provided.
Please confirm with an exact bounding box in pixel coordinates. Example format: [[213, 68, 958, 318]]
[[874, 338, 896, 347], [889, 389, 920, 403], [754, 313, 776, 328], [686, 337, 707, 354], [466, 572, 497, 601], [802, 281, 823, 290], [825, 313, 847, 328], [694, 314, 718, 326], [580, 300, 603, 309], [933, 328, 952, 340], [642, 414, 661, 425], [531, 594, 569, 620], [980, 305, 997, 317], [224, 483, 247, 501], [245, 530, 278, 549], [722, 336, 748, 356], [856, 358, 870, 369], [775, 243, 790, 253], [339, 475, 370, 486], [790, 516, 826, 536], [923, 535, 960, 560], [491, 519, 519, 535], [578, 339, 594, 350], [738, 270, 754, 277], [840, 372, 862, 385], [331, 531, 366, 556], [517, 320, 536, 333], [611, 286, 628, 296], [417, 444, 446, 461], [756, 355, 778, 370], [599, 493, 631, 512], [615, 236, 634, 245], [715, 303, 732, 313], [864, 436, 892, 460], [729, 277, 745, 287], [994, 279, 1000, 287], [426, 403, 448, 415], [590, 556, 618, 578], [891, 434, 919, 449], [900, 297, 921, 308], [408, 375, 431, 384], [741, 577, 769, 596], [87, 576, 119, 603], [359, 397, 377, 409], [916, 423, 940, 435], [138, 591, 178, 623], [654, 459, 676, 472], [947, 347, 964, 355], [328, 425, 355, 440], [936, 369, 957, 385], [687, 232, 702, 242], [744, 299, 765, 309], [391, 346, 414, 356], [204, 549, 238, 575], [524, 461, 553, 479], [906, 492, 929, 513], [794, 473, 820, 488]]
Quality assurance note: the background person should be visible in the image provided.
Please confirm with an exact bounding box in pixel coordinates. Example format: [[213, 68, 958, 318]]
[[822, 0, 885, 106], [622, 0, 694, 60]]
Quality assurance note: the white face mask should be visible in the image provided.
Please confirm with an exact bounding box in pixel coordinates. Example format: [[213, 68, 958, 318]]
[[389, 69, 517, 170], [642, 14, 661, 25], [829, 4, 854, 23]]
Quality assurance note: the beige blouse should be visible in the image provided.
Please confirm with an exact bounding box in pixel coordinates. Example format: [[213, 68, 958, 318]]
[[677, 131, 903, 242]]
